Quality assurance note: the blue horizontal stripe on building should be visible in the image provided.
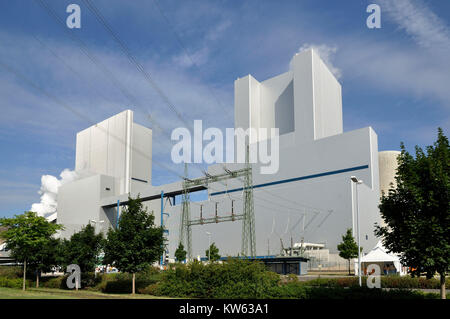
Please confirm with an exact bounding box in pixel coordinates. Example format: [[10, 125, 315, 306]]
[[210, 164, 369, 196]]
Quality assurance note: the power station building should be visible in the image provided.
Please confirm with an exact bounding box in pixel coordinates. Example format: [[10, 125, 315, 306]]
[[58, 49, 398, 262]]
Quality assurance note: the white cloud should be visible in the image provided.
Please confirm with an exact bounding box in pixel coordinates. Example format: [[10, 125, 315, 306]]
[[171, 17, 231, 68], [30, 169, 80, 218], [330, 0, 450, 107], [290, 43, 342, 79], [172, 46, 210, 68], [206, 19, 232, 41], [379, 0, 450, 51], [0, 29, 235, 209]]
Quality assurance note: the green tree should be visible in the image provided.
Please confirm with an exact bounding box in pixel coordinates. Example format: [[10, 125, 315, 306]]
[[175, 242, 187, 262], [0, 212, 62, 290], [62, 223, 103, 273], [337, 228, 359, 275], [33, 238, 62, 287], [103, 195, 164, 294], [205, 242, 221, 262], [375, 128, 449, 299]]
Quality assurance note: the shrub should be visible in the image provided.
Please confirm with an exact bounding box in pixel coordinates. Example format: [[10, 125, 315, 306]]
[[302, 275, 447, 289], [304, 287, 432, 299], [40, 272, 104, 290], [152, 259, 282, 298], [100, 268, 162, 294], [138, 282, 160, 295], [80, 272, 102, 288], [0, 266, 22, 279], [0, 276, 32, 289], [41, 276, 64, 289], [303, 277, 359, 288], [266, 281, 308, 299], [103, 279, 134, 294]]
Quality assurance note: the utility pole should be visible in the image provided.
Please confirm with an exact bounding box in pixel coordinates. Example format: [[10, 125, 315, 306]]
[[180, 164, 192, 260], [206, 231, 211, 261], [241, 145, 256, 257], [179, 152, 256, 259], [351, 176, 363, 287]]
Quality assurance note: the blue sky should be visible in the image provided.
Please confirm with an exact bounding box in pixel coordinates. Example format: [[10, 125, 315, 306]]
[[0, 0, 449, 217]]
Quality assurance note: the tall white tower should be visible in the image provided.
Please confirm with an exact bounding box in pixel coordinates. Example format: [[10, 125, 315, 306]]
[[234, 48, 343, 144], [75, 110, 152, 194]]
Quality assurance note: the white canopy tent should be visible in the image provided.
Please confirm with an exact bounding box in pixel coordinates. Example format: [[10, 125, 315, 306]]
[[354, 241, 407, 276]]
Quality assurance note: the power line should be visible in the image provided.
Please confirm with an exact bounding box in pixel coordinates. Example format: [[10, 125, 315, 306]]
[[34, 0, 162, 133], [82, 0, 192, 131], [80, 0, 214, 180], [34, 0, 210, 185], [0, 58, 185, 183], [151, 0, 232, 119], [32, 34, 120, 111], [35, 0, 331, 224]]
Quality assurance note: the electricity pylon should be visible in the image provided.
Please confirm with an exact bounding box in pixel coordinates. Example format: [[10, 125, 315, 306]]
[[180, 163, 192, 259], [179, 153, 256, 259], [241, 145, 256, 257]]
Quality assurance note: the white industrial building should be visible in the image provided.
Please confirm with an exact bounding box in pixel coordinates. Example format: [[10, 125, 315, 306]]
[[57, 49, 398, 263]]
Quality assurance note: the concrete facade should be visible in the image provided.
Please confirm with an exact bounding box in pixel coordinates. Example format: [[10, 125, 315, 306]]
[[185, 49, 380, 257], [378, 151, 400, 197], [75, 110, 152, 195], [59, 110, 152, 237], [235, 49, 343, 144], [57, 49, 395, 260]]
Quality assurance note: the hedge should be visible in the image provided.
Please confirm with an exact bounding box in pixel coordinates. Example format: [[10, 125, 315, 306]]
[[0, 276, 32, 289], [0, 266, 22, 279], [98, 267, 162, 293], [140, 261, 444, 299], [302, 276, 449, 289], [152, 259, 285, 298]]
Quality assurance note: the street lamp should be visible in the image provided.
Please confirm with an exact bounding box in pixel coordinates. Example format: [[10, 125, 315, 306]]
[[350, 176, 363, 287], [206, 231, 211, 261]]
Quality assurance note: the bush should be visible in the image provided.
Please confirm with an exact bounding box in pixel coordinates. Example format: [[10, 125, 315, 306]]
[[142, 260, 443, 299], [39, 272, 103, 290], [100, 267, 162, 294], [152, 259, 281, 298], [80, 272, 102, 288], [0, 276, 32, 289], [302, 275, 448, 289], [265, 281, 308, 299], [0, 277, 23, 289], [303, 277, 359, 288], [0, 266, 22, 279], [41, 276, 64, 289], [103, 279, 134, 294], [138, 283, 160, 295], [304, 287, 433, 299]]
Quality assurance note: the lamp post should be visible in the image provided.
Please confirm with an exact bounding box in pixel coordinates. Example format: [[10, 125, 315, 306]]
[[350, 176, 363, 287], [206, 231, 211, 261]]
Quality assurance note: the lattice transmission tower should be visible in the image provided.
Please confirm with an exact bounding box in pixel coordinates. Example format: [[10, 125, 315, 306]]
[[179, 150, 256, 260], [241, 146, 256, 257], [179, 163, 192, 259]]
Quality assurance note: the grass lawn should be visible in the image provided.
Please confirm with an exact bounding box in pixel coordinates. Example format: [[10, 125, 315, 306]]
[[0, 287, 166, 299]]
